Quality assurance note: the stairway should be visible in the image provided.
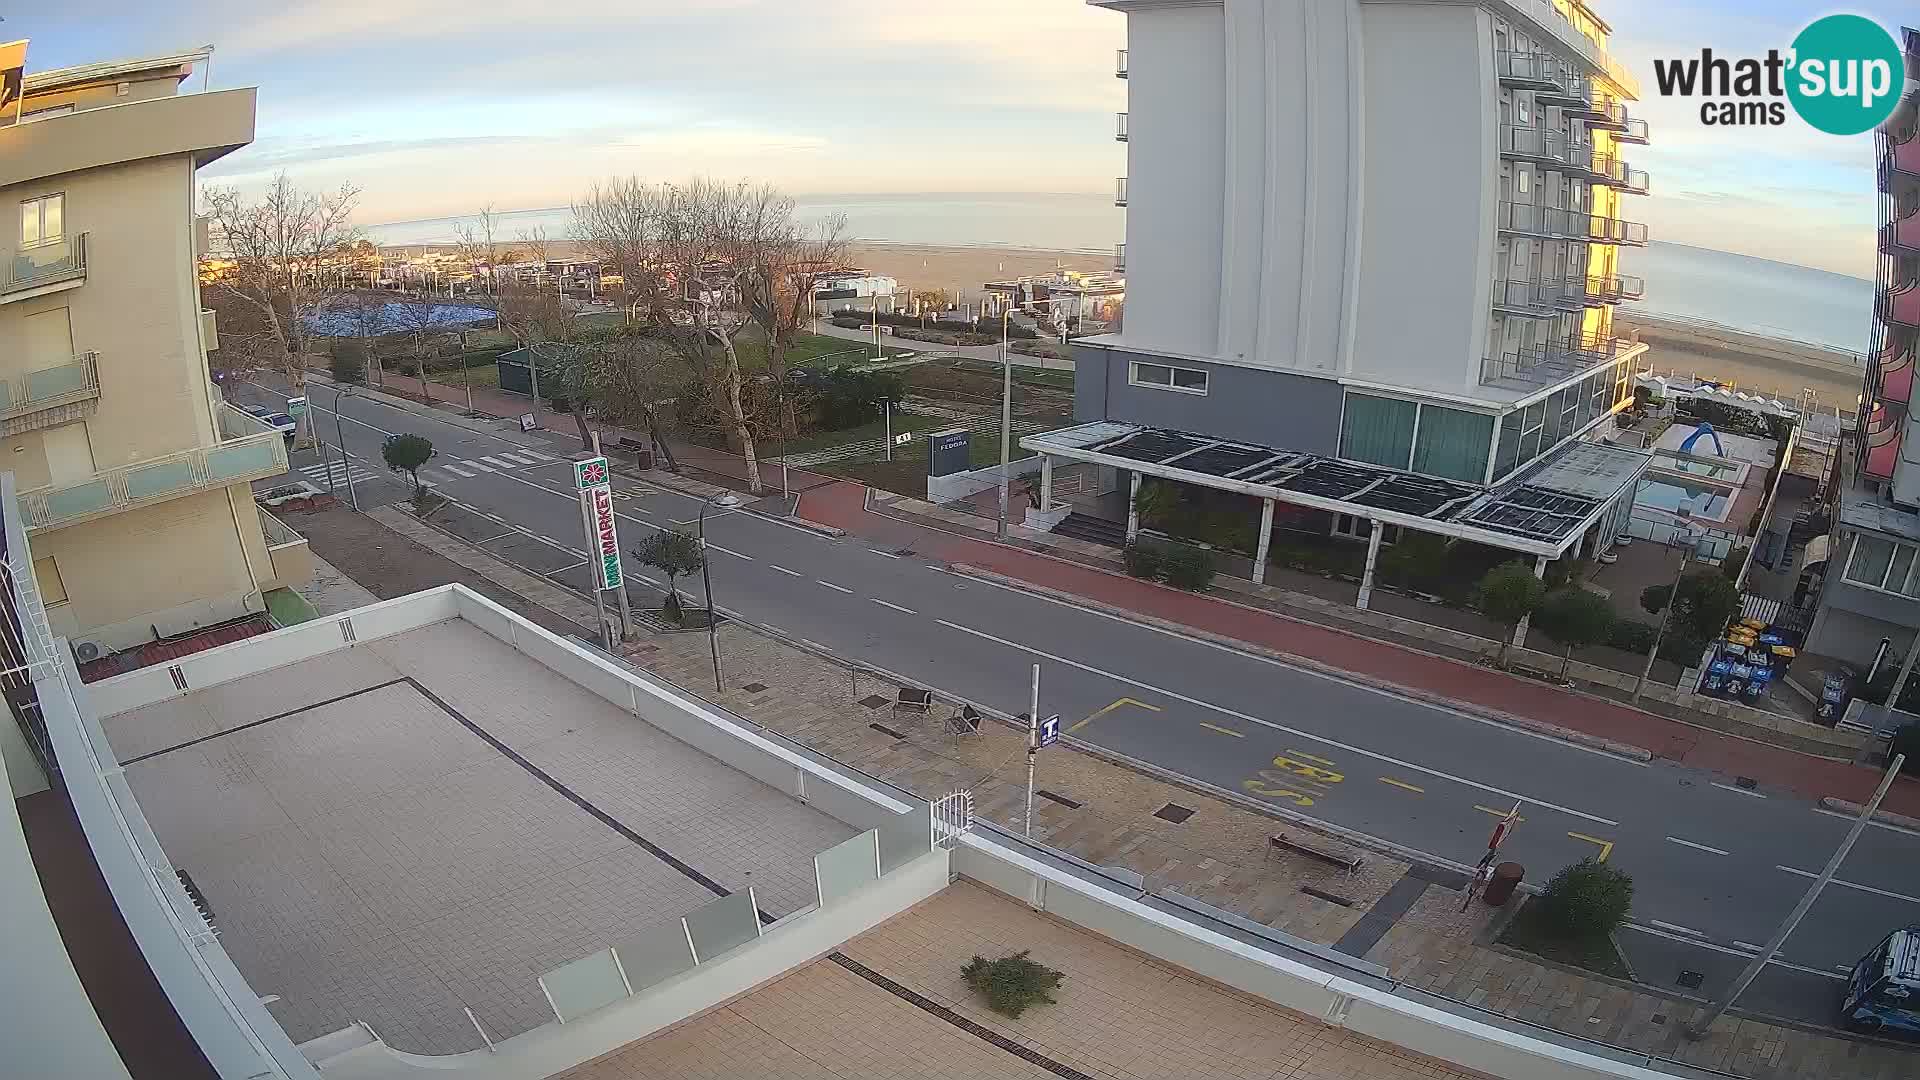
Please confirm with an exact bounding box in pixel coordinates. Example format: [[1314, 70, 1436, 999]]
[[1053, 512, 1128, 548]]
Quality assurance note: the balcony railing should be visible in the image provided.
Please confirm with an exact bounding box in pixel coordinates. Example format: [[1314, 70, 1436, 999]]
[[1116, 177, 1128, 207], [1493, 271, 1646, 316], [1114, 243, 1126, 272], [258, 506, 304, 548], [18, 404, 289, 533], [1883, 208, 1920, 255], [1498, 124, 1581, 165], [1116, 112, 1128, 142], [1497, 201, 1648, 245], [1495, 50, 1567, 90], [1588, 101, 1650, 143], [1116, 48, 1128, 79], [1482, 332, 1637, 388], [3, 234, 88, 300], [1577, 150, 1650, 194], [1492, 276, 1560, 318], [0, 353, 101, 429]]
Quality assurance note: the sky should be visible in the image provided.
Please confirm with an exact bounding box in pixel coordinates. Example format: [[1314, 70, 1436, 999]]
[[6, 0, 1910, 279]]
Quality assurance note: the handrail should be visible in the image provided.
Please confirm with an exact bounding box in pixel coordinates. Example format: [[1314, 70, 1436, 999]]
[[4, 233, 88, 294], [1497, 201, 1648, 245], [0, 352, 100, 420], [256, 507, 304, 548]]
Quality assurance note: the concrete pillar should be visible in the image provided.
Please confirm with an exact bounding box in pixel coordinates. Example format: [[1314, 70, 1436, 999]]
[[1357, 523, 1385, 610], [1252, 498, 1275, 585], [1039, 455, 1054, 511], [1512, 554, 1549, 649], [1125, 471, 1142, 541]]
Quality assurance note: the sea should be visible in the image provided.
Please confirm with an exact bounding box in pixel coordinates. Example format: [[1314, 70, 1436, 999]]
[[364, 192, 1876, 354]]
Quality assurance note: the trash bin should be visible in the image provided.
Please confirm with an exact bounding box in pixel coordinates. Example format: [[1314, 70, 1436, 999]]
[[1482, 862, 1524, 907], [636, 448, 655, 470]]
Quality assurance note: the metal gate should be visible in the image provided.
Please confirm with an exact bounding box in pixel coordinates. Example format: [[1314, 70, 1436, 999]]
[[932, 790, 974, 849]]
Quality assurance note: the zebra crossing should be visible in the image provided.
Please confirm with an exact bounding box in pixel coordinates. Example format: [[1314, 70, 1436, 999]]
[[432, 449, 555, 480], [299, 460, 389, 488], [299, 447, 556, 490]]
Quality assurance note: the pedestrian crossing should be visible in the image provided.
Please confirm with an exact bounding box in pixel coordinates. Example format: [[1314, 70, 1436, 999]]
[[299, 448, 555, 490], [300, 461, 389, 488]]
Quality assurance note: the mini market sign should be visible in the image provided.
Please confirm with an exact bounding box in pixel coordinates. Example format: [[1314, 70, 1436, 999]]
[[573, 457, 623, 591]]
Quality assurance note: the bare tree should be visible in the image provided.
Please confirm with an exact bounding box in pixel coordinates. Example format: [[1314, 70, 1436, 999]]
[[453, 204, 507, 298], [743, 213, 848, 449], [386, 273, 441, 403], [202, 173, 362, 446], [592, 332, 692, 472]]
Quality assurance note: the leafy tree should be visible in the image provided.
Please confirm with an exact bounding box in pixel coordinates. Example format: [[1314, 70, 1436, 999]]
[[961, 951, 1064, 1018], [1476, 561, 1545, 667], [380, 433, 436, 495], [1131, 479, 1182, 530], [1535, 858, 1634, 941], [631, 530, 704, 623], [810, 367, 905, 431], [1640, 569, 1741, 643], [1532, 588, 1615, 678], [328, 339, 367, 385]]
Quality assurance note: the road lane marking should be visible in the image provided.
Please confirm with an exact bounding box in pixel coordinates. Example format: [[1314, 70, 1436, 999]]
[[503, 452, 543, 465], [1812, 806, 1920, 838], [1733, 941, 1766, 952], [869, 549, 902, 559], [1776, 865, 1920, 904], [1711, 782, 1766, 799], [548, 560, 588, 576], [1199, 723, 1244, 738], [771, 565, 804, 577], [475, 532, 516, 544], [1567, 832, 1615, 862], [1665, 836, 1730, 856], [707, 543, 753, 559], [1474, 805, 1526, 821], [567, 548, 588, 558], [1066, 697, 1162, 734], [461, 459, 496, 472], [1621, 925, 1848, 978], [932, 618, 1620, 827], [443, 462, 477, 477], [1649, 920, 1703, 937], [871, 598, 917, 615], [1289, 749, 1338, 766], [818, 580, 854, 594], [1379, 777, 1425, 794], [949, 569, 1645, 765], [479, 455, 517, 468]]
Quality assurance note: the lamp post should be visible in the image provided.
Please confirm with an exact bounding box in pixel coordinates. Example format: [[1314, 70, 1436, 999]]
[[330, 384, 359, 512], [1631, 508, 1697, 704], [996, 296, 1058, 541], [696, 491, 741, 693]]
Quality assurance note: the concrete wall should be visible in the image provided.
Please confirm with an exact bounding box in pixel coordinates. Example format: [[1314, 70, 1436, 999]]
[[1071, 342, 1344, 454], [927, 456, 1041, 505], [1807, 588, 1920, 666]]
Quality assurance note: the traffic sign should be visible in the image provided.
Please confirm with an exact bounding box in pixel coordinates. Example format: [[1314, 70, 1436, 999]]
[[894, 432, 914, 446], [1037, 714, 1062, 749]]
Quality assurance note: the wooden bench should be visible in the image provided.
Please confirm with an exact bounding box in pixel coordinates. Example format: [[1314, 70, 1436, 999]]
[[1269, 833, 1363, 875], [615, 436, 649, 454]]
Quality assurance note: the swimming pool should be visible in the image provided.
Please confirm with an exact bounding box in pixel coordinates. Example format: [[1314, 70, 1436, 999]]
[[1637, 478, 1730, 519], [1651, 452, 1743, 481]]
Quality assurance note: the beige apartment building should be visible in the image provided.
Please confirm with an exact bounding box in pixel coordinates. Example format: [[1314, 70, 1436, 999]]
[[1, 45, 302, 658]]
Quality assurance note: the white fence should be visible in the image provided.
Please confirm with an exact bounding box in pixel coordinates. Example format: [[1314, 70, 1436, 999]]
[[927, 454, 1041, 505]]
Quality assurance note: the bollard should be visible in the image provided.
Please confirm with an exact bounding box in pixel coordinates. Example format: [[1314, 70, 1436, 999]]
[[1482, 862, 1524, 906]]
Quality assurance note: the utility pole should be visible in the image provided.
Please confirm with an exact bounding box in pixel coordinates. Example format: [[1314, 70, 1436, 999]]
[[1024, 663, 1041, 837], [1687, 754, 1905, 1037], [884, 398, 893, 462], [997, 308, 1014, 540], [1875, 632, 1920, 734], [1633, 514, 1696, 704], [332, 386, 359, 512]]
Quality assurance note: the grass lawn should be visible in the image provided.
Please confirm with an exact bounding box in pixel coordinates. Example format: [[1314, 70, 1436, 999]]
[[1496, 900, 1631, 978], [776, 410, 947, 456]]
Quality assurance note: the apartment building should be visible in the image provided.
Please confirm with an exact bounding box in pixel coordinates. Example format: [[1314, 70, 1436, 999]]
[[1027, 0, 1655, 598], [1807, 28, 1920, 674], [1, 44, 297, 659]]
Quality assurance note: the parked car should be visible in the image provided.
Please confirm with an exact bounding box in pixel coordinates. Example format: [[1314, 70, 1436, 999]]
[[264, 413, 296, 442], [240, 404, 273, 420]]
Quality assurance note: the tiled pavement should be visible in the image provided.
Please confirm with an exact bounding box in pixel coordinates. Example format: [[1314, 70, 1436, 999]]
[[304, 501, 1920, 1078]]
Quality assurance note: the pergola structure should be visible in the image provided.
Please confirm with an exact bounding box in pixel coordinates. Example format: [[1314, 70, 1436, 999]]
[[1023, 422, 1651, 632]]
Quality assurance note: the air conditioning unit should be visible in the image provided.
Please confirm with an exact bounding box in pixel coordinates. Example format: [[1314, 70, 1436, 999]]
[[71, 638, 106, 663]]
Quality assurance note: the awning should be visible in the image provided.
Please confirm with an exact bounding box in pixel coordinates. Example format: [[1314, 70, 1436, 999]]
[[1023, 422, 1651, 558]]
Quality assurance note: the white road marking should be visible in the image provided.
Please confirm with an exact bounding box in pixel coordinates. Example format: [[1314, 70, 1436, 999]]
[[1620, 926, 1847, 979], [771, 565, 803, 577], [869, 549, 902, 559], [461, 459, 496, 472], [480, 455, 517, 468], [1776, 865, 1920, 905], [568, 548, 588, 558], [1812, 806, 1920, 839], [1649, 920, 1703, 937], [707, 543, 752, 559], [951, 569, 1646, 766], [932, 618, 1619, 827], [548, 560, 589, 576], [818, 580, 854, 594], [1665, 836, 1731, 856], [519, 449, 554, 461], [1733, 941, 1766, 953], [871, 598, 917, 615], [502, 452, 542, 465], [442, 462, 477, 477], [1711, 782, 1766, 799], [474, 532, 517, 545], [485, 512, 506, 522]]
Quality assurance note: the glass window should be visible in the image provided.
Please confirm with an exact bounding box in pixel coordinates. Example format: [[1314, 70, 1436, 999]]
[[1172, 367, 1207, 391], [1891, 545, 1918, 595], [1339, 393, 1417, 470], [1412, 405, 1495, 483], [1849, 536, 1897, 588], [1129, 361, 1207, 395], [1494, 414, 1521, 480], [1542, 389, 1569, 445], [19, 194, 62, 247], [1519, 401, 1545, 462]]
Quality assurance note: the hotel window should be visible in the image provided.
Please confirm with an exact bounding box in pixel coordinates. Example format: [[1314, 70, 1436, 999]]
[[1129, 361, 1208, 394], [1845, 535, 1920, 596], [20, 193, 63, 248], [1411, 405, 1494, 483], [1339, 393, 1417, 470]]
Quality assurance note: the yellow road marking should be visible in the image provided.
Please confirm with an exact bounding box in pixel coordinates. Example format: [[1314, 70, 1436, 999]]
[[1199, 722, 1244, 738], [1067, 696, 1162, 733], [1568, 832, 1615, 862], [1289, 749, 1338, 766], [1378, 777, 1425, 794], [1474, 805, 1525, 821]]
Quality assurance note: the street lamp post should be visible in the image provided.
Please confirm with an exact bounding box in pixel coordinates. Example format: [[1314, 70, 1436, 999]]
[[696, 491, 740, 693], [1631, 510, 1697, 704], [996, 297, 1058, 541], [330, 385, 360, 512]]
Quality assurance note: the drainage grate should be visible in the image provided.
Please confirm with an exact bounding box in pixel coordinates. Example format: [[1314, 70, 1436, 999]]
[[1300, 885, 1357, 907], [1677, 970, 1704, 990], [1153, 802, 1195, 824], [177, 868, 216, 928], [1650, 1013, 1667, 1026], [858, 694, 893, 710], [741, 682, 768, 693], [1035, 789, 1082, 809], [869, 723, 908, 740], [1735, 776, 1758, 790]]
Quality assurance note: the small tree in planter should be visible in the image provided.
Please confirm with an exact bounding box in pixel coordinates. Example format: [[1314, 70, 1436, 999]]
[[1161, 544, 1217, 592], [1131, 479, 1181, 530], [380, 433, 436, 499], [1475, 561, 1545, 668], [1122, 540, 1165, 581], [631, 530, 704, 624], [1532, 588, 1615, 679], [961, 950, 1064, 1018], [1535, 858, 1634, 942]]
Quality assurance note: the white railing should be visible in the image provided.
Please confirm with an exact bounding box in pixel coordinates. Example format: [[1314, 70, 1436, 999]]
[[1115, 112, 1128, 141], [933, 790, 974, 849], [1116, 177, 1128, 206], [257, 507, 304, 548], [1116, 48, 1128, 78], [1114, 242, 1126, 271], [3, 233, 88, 297], [18, 405, 288, 532], [0, 352, 100, 422]]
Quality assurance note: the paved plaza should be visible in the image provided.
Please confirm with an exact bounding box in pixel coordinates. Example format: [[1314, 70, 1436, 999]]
[[100, 620, 855, 1053]]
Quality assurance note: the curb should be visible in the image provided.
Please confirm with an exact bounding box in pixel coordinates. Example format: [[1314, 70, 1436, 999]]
[[1817, 796, 1920, 831], [950, 563, 1656, 764]]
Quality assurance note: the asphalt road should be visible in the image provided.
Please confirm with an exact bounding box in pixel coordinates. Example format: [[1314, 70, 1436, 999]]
[[243, 377, 1915, 1028]]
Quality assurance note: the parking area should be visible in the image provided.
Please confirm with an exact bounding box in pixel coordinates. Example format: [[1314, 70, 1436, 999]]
[[100, 620, 854, 1053]]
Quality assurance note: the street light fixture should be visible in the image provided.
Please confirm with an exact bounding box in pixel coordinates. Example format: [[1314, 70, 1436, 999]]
[[1631, 507, 1698, 703], [696, 491, 741, 693]]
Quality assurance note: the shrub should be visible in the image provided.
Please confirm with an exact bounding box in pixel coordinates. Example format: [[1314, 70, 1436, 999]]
[[380, 433, 435, 494], [810, 367, 906, 431], [1475, 561, 1545, 666], [961, 951, 1064, 1018], [1608, 619, 1658, 655], [1535, 858, 1634, 941], [329, 341, 367, 385], [1161, 544, 1217, 592], [1122, 541, 1164, 581], [631, 530, 705, 624], [1533, 588, 1615, 677]]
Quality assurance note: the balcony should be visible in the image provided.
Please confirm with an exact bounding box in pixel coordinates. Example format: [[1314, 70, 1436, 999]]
[[1494, 271, 1646, 317], [1536, 73, 1591, 108], [1116, 48, 1128, 79], [2, 234, 87, 305], [1492, 276, 1559, 318], [1116, 112, 1128, 142], [0, 353, 101, 436], [1116, 177, 1128, 207], [1483, 332, 1637, 388], [1114, 243, 1126, 272], [1495, 50, 1567, 91], [1591, 101, 1650, 143], [1497, 201, 1648, 246], [1886, 130, 1920, 187], [1888, 283, 1920, 328], [1574, 149, 1650, 193], [1883, 208, 1920, 255], [17, 404, 289, 534], [1498, 124, 1580, 166], [257, 507, 312, 593]]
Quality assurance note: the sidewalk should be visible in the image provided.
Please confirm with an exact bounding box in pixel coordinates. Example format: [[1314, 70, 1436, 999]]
[[292, 498, 1915, 1080], [792, 480, 1920, 821]]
